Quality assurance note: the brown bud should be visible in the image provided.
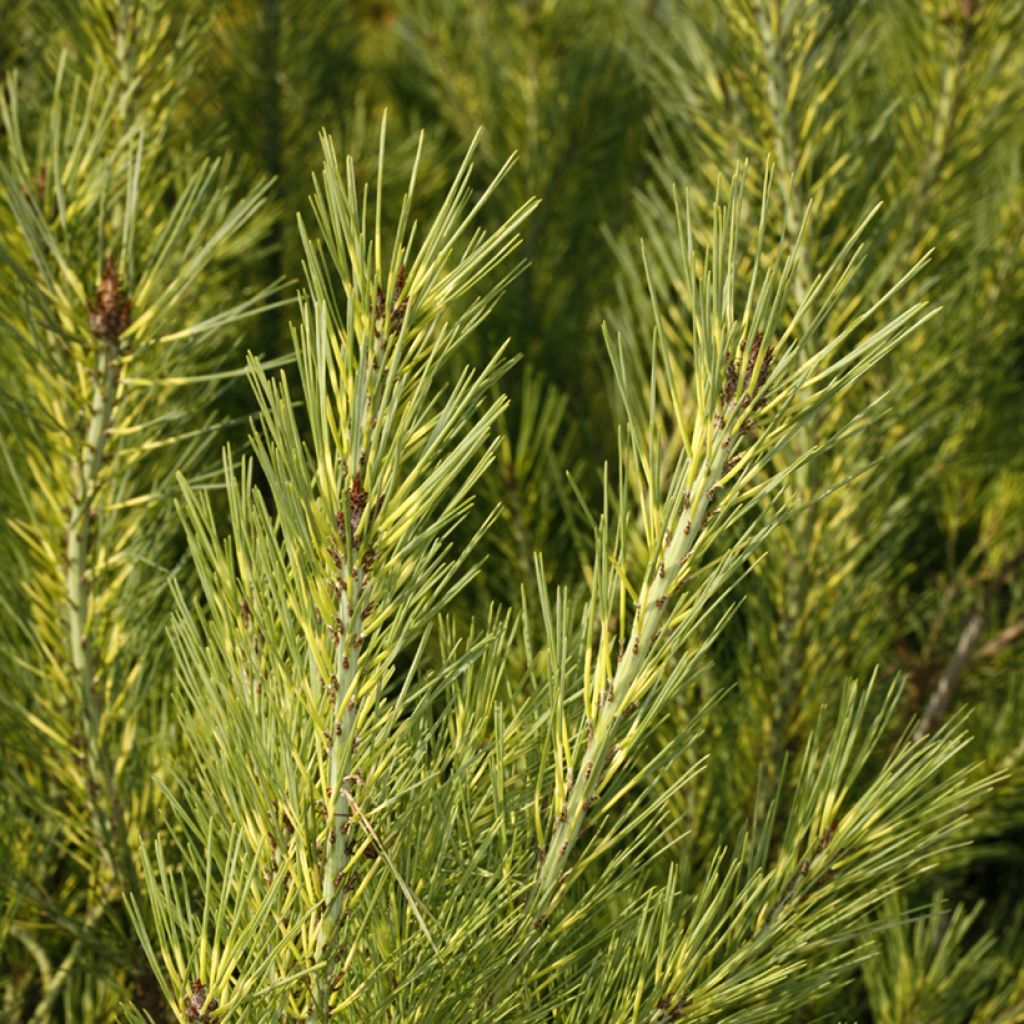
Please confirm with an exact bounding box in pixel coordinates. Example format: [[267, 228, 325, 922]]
[[88, 255, 131, 344], [184, 979, 218, 1022]]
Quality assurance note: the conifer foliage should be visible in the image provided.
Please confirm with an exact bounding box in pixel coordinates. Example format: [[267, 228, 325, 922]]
[[1, 2, 1022, 1022]]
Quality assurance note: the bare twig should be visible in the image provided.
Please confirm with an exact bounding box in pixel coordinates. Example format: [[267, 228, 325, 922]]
[[914, 610, 987, 740], [979, 619, 1024, 661], [915, 547, 1024, 739]]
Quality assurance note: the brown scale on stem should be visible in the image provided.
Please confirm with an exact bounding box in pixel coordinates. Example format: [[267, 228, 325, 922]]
[[656, 994, 692, 1021], [345, 474, 369, 534], [720, 331, 775, 412]]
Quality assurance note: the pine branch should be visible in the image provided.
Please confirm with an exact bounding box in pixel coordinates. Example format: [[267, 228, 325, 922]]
[[127, 122, 539, 1022]]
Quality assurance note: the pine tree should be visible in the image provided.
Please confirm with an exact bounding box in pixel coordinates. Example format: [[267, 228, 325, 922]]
[[1, 1, 1021, 1022]]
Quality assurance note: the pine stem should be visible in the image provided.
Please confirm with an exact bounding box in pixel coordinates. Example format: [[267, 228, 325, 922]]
[[311, 557, 371, 1015], [65, 333, 139, 902], [316, 694, 357, 961], [531, 434, 730, 913], [754, 0, 813, 310]]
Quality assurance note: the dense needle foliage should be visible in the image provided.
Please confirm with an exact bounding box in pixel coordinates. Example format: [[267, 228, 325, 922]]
[[0, 2, 1022, 1022]]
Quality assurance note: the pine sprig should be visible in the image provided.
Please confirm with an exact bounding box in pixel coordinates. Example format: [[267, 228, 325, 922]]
[[0, 37, 277, 1021], [127, 124, 538, 1021]]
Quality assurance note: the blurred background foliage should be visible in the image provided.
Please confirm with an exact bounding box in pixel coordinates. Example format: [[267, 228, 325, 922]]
[[0, 0, 1022, 1021]]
